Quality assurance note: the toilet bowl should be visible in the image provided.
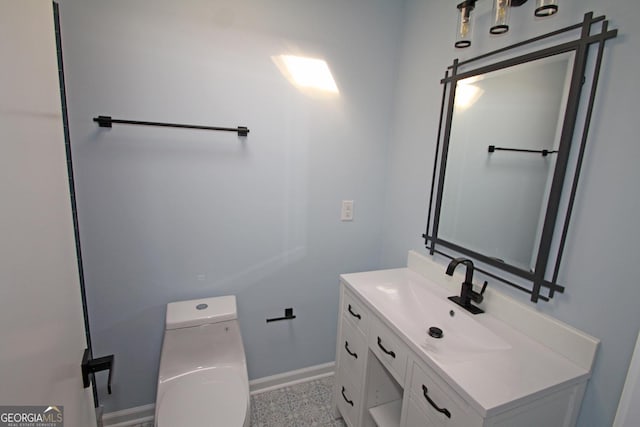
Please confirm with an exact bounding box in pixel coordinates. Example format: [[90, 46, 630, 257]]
[[155, 296, 250, 427]]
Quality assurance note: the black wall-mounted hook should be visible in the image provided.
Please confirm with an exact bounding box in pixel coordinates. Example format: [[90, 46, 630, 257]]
[[81, 348, 114, 394], [266, 307, 296, 323]]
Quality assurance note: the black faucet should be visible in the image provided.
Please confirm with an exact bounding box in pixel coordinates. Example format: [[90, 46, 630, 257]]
[[445, 258, 487, 314]]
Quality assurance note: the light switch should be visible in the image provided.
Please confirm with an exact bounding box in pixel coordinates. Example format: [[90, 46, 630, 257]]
[[341, 200, 354, 221]]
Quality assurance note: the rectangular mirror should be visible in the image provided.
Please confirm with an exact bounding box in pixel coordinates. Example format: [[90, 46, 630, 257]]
[[439, 52, 574, 272], [424, 13, 617, 302]]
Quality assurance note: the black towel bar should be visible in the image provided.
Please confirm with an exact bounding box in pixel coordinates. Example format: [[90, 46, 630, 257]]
[[93, 115, 249, 137]]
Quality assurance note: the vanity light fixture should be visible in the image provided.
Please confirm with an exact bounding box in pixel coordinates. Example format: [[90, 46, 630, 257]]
[[455, 0, 476, 48], [455, 0, 559, 48], [535, 0, 559, 17]]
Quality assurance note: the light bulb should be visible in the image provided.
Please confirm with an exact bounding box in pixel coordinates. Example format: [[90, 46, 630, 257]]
[[455, 1, 475, 48], [490, 0, 511, 35], [461, 19, 470, 38]]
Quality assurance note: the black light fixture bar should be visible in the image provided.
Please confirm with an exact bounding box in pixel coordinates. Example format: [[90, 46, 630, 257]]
[[93, 115, 249, 137], [488, 145, 558, 156], [455, 0, 555, 49], [449, 14, 606, 70]]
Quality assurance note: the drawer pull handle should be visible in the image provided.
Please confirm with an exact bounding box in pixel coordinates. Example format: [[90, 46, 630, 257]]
[[345, 341, 358, 359], [347, 304, 362, 320], [422, 384, 451, 419], [377, 336, 396, 358], [341, 386, 354, 407]]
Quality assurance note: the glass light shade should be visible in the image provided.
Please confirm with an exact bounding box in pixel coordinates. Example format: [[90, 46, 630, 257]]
[[535, 0, 558, 17], [455, 2, 475, 48], [490, 0, 511, 35]]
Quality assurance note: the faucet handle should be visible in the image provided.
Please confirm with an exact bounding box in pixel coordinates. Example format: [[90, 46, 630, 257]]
[[470, 281, 488, 304], [480, 281, 488, 296]]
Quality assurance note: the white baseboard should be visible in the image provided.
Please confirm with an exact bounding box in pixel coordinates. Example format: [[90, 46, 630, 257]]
[[249, 361, 335, 395], [102, 362, 336, 426], [102, 403, 155, 427]]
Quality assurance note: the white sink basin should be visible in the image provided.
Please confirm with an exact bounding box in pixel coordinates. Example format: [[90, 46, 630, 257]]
[[355, 277, 511, 364]]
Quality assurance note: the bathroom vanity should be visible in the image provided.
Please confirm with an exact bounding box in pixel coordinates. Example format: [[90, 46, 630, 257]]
[[332, 251, 598, 427]]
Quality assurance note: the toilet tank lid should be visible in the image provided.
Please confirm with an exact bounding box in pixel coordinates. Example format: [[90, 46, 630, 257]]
[[166, 296, 237, 330]]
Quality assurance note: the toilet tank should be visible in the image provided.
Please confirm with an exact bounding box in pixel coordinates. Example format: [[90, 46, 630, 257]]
[[158, 296, 247, 382], [165, 295, 237, 329]]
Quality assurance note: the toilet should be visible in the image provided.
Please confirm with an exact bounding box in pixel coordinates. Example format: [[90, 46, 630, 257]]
[[155, 296, 250, 427]]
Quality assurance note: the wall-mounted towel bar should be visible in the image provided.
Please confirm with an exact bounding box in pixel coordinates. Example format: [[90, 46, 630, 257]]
[[93, 115, 249, 136], [488, 145, 557, 157]]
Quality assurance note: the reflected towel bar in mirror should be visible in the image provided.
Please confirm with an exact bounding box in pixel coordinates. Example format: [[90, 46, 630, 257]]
[[488, 145, 558, 156]]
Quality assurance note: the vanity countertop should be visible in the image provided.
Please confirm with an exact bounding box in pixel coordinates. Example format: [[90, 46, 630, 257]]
[[340, 267, 591, 418]]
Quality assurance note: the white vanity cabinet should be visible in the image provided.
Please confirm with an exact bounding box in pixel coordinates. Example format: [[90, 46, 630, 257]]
[[333, 260, 596, 427], [334, 286, 478, 427]]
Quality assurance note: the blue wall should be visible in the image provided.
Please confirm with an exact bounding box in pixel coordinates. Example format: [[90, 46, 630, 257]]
[[59, 0, 639, 424], [381, 1, 640, 426], [58, 0, 405, 412]]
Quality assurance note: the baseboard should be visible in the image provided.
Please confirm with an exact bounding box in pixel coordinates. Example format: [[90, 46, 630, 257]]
[[250, 361, 335, 395], [102, 403, 155, 427], [101, 362, 336, 425]]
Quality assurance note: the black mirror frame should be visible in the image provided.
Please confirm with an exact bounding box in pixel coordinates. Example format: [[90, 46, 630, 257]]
[[424, 12, 617, 303]]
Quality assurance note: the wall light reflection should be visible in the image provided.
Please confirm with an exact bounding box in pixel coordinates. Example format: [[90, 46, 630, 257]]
[[455, 76, 484, 110], [273, 55, 339, 95]]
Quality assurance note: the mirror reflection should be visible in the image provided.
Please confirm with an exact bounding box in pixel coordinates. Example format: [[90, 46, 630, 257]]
[[439, 52, 574, 271]]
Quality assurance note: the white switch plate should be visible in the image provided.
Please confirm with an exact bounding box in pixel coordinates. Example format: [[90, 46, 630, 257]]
[[341, 200, 354, 221]]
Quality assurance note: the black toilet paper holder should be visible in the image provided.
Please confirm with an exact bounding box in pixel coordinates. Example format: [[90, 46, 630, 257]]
[[266, 308, 296, 323]]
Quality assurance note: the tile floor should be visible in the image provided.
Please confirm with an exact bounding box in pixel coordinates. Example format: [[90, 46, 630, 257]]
[[250, 376, 346, 427], [131, 375, 346, 427]]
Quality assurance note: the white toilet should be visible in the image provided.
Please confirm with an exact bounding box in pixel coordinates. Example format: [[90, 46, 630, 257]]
[[155, 296, 250, 427]]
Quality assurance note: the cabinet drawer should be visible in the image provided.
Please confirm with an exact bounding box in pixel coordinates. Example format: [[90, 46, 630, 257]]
[[338, 315, 367, 383], [343, 288, 369, 335], [335, 373, 361, 427], [405, 396, 445, 427], [409, 361, 482, 427], [369, 316, 407, 386]]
